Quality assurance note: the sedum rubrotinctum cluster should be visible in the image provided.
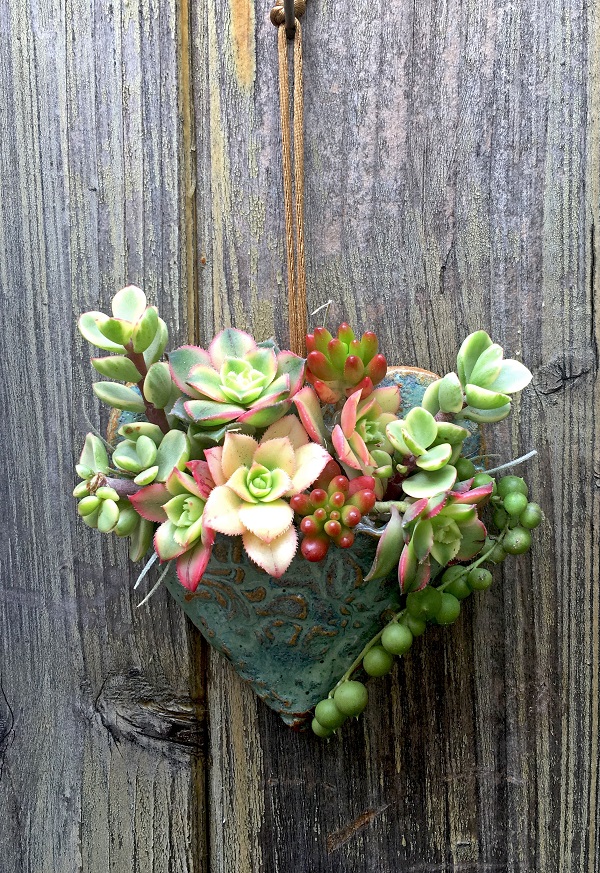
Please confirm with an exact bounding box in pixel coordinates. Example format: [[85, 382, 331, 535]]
[[75, 286, 542, 736]]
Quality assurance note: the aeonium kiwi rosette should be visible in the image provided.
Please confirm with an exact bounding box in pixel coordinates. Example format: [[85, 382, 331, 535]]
[[74, 286, 542, 735]]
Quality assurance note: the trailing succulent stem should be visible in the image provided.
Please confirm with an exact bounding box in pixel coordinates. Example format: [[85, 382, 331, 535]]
[[311, 473, 543, 737]]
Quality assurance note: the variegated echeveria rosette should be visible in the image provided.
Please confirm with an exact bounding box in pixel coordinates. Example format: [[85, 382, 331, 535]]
[[74, 287, 543, 736]]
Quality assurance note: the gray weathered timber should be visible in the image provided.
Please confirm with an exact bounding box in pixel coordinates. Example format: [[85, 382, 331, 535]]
[[193, 0, 600, 870], [0, 0, 206, 870], [1, 0, 598, 871]]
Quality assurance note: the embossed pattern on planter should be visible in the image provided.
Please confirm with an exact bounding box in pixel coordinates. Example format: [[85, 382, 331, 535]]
[[166, 531, 399, 725]]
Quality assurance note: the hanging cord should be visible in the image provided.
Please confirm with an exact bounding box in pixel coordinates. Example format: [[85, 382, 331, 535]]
[[271, 1, 308, 356]]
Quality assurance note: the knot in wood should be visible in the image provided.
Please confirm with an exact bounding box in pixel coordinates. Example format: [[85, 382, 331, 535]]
[[270, 0, 306, 26]]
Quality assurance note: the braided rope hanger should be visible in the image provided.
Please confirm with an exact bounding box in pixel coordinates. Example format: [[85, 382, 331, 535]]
[[271, 0, 308, 357]]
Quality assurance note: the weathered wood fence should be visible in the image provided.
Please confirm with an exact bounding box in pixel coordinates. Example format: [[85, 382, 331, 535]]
[[1, 0, 598, 870]]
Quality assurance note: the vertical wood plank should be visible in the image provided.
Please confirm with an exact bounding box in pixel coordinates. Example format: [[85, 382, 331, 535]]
[[0, 0, 206, 869], [193, 0, 599, 870]]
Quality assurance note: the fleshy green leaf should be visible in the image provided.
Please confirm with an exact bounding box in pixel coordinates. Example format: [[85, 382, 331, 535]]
[[468, 344, 504, 388], [402, 465, 458, 498], [487, 359, 532, 394], [134, 466, 159, 486], [169, 345, 211, 394], [78, 312, 126, 352], [421, 379, 441, 416], [364, 507, 404, 581], [434, 421, 469, 446], [79, 433, 109, 474], [462, 403, 511, 423], [455, 517, 487, 560], [93, 382, 146, 413], [113, 440, 145, 473], [405, 407, 437, 449], [437, 372, 464, 413], [118, 421, 165, 445], [136, 435, 158, 468], [184, 399, 243, 426], [143, 362, 173, 409], [155, 430, 190, 481], [143, 318, 169, 366], [386, 420, 411, 456], [132, 306, 159, 353], [208, 328, 256, 369], [91, 355, 142, 382], [416, 443, 452, 471], [115, 505, 140, 536], [154, 520, 187, 561], [400, 428, 426, 457], [457, 331, 492, 386], [111, 285, 147, 322], [465, 384, 511, 409], [129, 518, 155, 562], [412, 519, 434, 562], [97, 317, 134, 346]]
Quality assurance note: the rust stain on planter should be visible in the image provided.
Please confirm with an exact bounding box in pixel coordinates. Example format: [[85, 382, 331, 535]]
[[229, 0, 256, 89]]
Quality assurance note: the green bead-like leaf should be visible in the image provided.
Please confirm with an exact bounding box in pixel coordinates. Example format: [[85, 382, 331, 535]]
[[487, 359, 532, 394], [402, 465, 458, 498], [132, 306, 159, 353], [91, 355, 142, 382], [457, 330, 492, 386], [78, 312, 126, 353], [155, 430, 190, 481], [405, 407, 437, 449], [143, 362, 173, 409], [437, 372, 464, 413], [416, 443, 452, 471], [93, 382, 146, 413], [468, 344, 504, 388], [79, 433, 109, 474], [464, 383, 511, 409], [111, 285, 147, 322], [143, 318, 169, 366], [421, 379, 441, 415]]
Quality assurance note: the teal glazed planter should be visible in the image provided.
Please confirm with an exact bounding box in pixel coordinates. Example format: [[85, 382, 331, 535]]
[[164, 368, 481, 726]]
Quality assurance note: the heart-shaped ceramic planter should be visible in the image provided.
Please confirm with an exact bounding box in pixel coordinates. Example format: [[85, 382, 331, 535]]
[[163, 367, 481, 726]]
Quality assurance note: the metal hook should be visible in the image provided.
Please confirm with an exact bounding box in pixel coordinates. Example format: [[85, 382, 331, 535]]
[[284, 0, 296, 39]]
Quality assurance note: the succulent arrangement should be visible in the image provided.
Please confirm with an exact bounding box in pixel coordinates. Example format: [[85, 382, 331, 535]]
[[75, 286, 541, 736]]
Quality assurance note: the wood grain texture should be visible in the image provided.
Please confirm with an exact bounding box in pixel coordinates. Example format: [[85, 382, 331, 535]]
[[0, 0, 206, 870], [1, 0, 598, 870], [193, 0, 600, 870]]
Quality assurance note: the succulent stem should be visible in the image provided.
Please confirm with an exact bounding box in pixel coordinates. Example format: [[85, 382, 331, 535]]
[[89, 473, 141, 498], [126, 345, 170, 434], [373, 500, 409, 515]]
